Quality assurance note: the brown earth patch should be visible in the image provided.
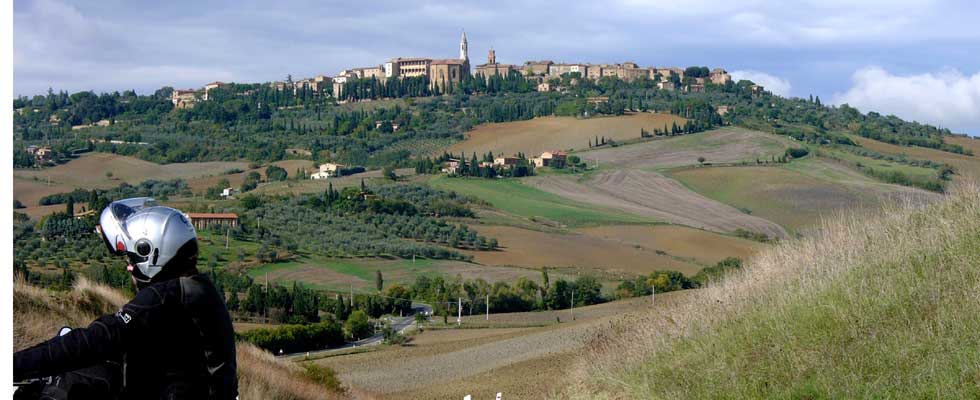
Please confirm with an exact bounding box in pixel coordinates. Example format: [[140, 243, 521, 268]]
[[464, 225, 703, 276], [576, 225, 766, 266], [447, 113, 687, 157]]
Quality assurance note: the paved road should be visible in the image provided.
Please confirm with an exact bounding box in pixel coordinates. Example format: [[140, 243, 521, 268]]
[[279, 302, 432, 359]]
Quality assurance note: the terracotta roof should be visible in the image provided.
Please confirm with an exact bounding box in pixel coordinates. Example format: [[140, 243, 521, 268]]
[[187, 213, 239, 219]]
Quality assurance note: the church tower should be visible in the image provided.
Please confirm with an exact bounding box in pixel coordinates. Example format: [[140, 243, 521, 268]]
[[488, 47, 496, 64], [459, 31, 468, 61]]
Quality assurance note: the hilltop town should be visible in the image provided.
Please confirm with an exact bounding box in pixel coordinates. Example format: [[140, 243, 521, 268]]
[[170, 32, 754, 108]]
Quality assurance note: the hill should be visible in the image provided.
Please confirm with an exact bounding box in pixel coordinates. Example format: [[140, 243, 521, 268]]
[[13, 277, 348, 400], [575, 184, 980, 398]]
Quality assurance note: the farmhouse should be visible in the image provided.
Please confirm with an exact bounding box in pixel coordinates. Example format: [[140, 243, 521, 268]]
[[493, 156, 519, 167], [186, 213, 239, 230], [716, 105, 733, 116], [203, 81, 227, 101], [221, 188, 236, 198], [441, 158, 462, 174], [25, 146, 53, 163], [532, 151, 567, 168], [311, 162, 345, 179]]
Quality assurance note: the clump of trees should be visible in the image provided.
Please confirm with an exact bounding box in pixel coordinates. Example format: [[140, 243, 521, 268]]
[[39, 179, 191, 206], [237, 320, 343, 354]]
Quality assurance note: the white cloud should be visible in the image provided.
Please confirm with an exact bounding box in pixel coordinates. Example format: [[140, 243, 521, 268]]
[[731, 70, 792, 96], [832, 66, 980, 134]]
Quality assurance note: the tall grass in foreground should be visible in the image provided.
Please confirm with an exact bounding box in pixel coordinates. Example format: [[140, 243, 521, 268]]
[[575, 184, 980, 399], [13, 277, 347, 400]]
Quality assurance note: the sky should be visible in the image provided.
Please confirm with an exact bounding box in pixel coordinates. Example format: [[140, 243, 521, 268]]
[[13, 0, 980, 135]]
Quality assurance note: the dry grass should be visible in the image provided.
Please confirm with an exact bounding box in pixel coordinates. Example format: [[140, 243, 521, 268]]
[[237, 343, 347, 400], [13, 277, 347, 399], [572, 183, 980, 398]]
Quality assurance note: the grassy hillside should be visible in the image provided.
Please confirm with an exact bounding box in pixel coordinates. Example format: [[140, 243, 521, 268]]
[[576, 184, 980, 399], [669, 158, 937, 232], [13, 278, 348, 400]]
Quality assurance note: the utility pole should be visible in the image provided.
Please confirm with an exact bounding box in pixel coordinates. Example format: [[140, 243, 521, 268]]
[[457, 297, 462, 326], [486, 294, 489, 321], [265, 272, 269, 321], [570, 290, 575, 321], [225, 229, 229, 249], [350, 284, 354, 308], [651, 286, 655, 307]]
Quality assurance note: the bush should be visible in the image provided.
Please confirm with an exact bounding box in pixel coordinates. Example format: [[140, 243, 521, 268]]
[[785, 147, 809, 159], [301, 363, 346, 394]]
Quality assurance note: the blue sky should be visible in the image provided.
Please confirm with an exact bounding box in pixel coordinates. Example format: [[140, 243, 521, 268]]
[[13, 0, 980, 135]]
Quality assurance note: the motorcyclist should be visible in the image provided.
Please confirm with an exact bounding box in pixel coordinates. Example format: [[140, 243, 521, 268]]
[[14, 197, 238, 399]]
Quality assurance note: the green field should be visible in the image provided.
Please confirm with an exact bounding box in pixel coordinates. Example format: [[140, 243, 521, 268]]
[[196, 231, 262, 267], [430, 176, 655, 227], [247, 256, 441, 291]]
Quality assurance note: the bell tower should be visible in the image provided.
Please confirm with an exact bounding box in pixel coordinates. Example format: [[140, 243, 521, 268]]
[[459, 30, 468, 61], [488, 47, 496, 64]]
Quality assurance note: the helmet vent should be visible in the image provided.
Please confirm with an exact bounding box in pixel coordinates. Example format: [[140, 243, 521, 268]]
[[136, 240, 152, 256], [152, 248, 160, 265]]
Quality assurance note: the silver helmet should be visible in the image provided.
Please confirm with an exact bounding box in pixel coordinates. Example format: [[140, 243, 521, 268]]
[[98, 197, 199, 284]]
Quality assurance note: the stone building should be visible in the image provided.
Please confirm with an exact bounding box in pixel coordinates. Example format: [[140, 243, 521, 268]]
[[474, 47, 516, 79], [710, 68, 732, 85], [548, 63, 588, 77], [171, 89, 198, 109], [521, 60, 553, 76]]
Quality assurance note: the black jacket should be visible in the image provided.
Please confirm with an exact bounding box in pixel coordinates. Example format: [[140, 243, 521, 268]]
[[15, 274, 238, 399]]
